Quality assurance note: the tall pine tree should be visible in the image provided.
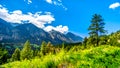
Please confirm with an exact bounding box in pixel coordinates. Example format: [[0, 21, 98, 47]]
[[88, 14, 106, 46], [20, 40, 33, 60], [11, 48, 20, 61], [40, 41, 47, 55], [0, 48, 9, 64], [83, 37, 88, 47]]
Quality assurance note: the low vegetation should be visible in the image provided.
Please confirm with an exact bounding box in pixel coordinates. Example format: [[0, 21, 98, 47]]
[[1, 45, 120, 68]]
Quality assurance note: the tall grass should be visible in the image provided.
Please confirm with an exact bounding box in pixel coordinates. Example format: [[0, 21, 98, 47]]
[[2, 45, 120, 68]]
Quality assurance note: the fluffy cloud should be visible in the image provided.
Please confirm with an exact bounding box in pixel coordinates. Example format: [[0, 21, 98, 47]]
[[44, 25, 68, 33], [0, 5, 55, 28], [109, 2, 120, 9], [12, 10, 22, 14], [0, 5, 69, 33]]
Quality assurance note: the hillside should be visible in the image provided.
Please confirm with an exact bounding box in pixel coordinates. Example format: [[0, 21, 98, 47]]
[[2, 45, 120, 68]]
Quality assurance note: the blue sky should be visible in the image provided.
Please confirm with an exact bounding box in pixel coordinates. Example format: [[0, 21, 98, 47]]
[[0, 0, 120, 37]]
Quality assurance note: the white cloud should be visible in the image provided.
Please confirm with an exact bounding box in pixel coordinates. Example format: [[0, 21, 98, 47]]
[[23, 0, 67, 10], [44, 25, 68, 33], [109, 2, 120, 9], [28, 0, 32, 4], [24, 0, 32, 4], [45, 0, 67, 10], [12, 10, 22, 14], [46, 0, 52, 4], [0, 5, 2, 7], [0, 5, 55, 28], [0, 5, 69, 33]]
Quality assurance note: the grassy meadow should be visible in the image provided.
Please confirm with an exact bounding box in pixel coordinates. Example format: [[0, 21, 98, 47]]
[[1, 45, 120, 68]]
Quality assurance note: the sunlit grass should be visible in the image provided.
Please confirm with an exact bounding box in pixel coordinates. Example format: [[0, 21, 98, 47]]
[[2, 45, 120, 68]]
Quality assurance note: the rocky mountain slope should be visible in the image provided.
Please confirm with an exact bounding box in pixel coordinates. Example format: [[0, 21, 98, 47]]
[[0, 18, 83, 44]]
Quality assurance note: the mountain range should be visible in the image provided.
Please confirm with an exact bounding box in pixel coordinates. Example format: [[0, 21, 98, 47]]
[[0, 18, 83, 45]]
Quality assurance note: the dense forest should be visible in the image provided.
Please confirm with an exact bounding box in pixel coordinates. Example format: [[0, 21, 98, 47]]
[[1, 14, 120, 68]]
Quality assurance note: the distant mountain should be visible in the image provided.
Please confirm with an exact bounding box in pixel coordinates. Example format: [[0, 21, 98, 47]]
[[49, 30, 73, 44], [11, 23, 20, 27], [66, 32, 83, 43], [0, 18, 13, 42], [0, 18, 83, 44], [11, 23, 50, 44]]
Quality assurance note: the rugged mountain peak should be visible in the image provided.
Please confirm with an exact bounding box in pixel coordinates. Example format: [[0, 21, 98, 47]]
[[0, 18, 83, 44]]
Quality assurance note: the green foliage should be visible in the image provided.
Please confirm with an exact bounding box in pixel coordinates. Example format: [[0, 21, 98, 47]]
[[2, 45, 120, 68], [40, 42, 55, 56], [20, 40, 33, 60], [108, 30, 120, 46], [34, 49, 39, 57], [88, 14, 106, 46], [83, 37, 88, 47], [46, 42, 54, 54], [11, 48, 20, 61], [99, 35, 109, 45], [40, 41, 47, 55], [86, 37, 96, 46], [0, 48, 9, 64]]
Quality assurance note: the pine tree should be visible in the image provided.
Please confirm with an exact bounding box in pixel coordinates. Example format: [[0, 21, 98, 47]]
[[34, 49, 39, 57], [62, 43, 65, 49], [20, 40, 33, 60], [46, 42, 54, 54], [40, 41, 47, 55], [0, 48, 9, 64], [83, 37, 88, 47], [11, 48, 20, 61], [88, 14, 106, 46]]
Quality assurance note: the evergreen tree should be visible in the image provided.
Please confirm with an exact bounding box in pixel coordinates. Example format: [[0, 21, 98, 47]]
[[34, 49, 39, 57], [40, 41, 47, 55], [46, 42, 54, 54], [83, 37, 88, 47], [88, 14, 106, 46], [0, 48, 9, 64], [62, 43, 65, 49], [20, 40, 33, 60], [11, 48, 20, 61]]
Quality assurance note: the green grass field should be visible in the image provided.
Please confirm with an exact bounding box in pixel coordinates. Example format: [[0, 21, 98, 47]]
[[2, 45, 120, 68]]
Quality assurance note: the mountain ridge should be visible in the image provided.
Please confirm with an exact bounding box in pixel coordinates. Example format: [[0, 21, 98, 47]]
[[0, 18, 83, 44]]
